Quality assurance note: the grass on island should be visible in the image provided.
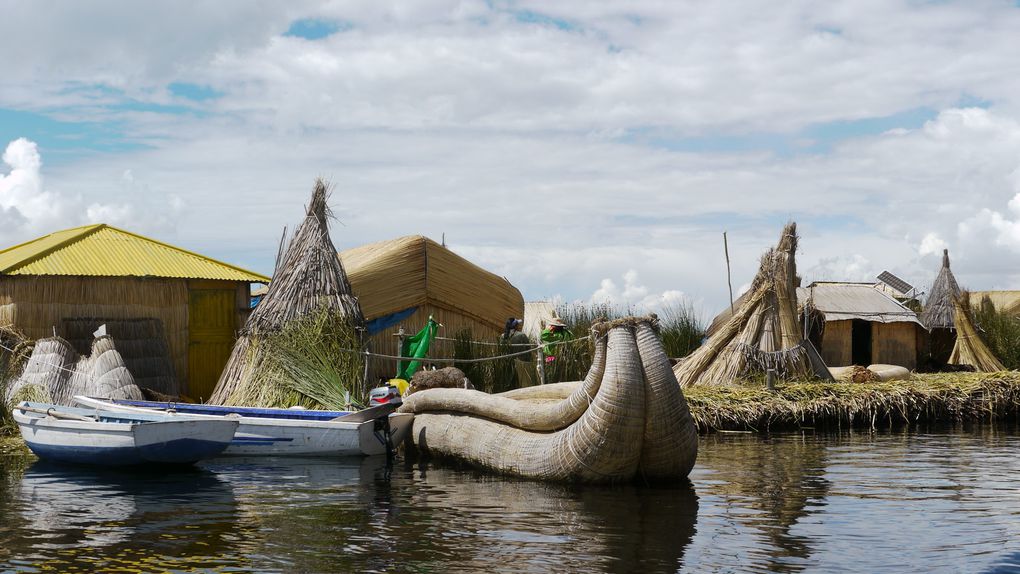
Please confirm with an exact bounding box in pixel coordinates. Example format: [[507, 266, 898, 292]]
[[685, 372, 1020, 432]]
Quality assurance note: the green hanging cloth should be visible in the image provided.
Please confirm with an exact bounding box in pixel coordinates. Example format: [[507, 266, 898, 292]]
[[396, 317, 439, 380]]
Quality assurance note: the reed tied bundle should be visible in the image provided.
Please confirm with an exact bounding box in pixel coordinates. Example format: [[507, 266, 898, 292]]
[[209, 179, 366, 407], [673, 223, 815, 388]]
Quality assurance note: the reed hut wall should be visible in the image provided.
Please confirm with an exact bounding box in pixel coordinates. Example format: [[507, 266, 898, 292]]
[[0, 275, 250, 396], [871, 322, 919, 370], [819, 320, 852, 367]]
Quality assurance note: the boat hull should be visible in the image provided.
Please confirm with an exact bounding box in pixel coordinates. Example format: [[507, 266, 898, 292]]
[[74, 397, 414, 457], [14, 404, 238, 466]]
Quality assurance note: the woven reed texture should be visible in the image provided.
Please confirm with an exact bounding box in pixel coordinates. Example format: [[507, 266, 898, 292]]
[[405, 318, 699, 484], [0, 275, 190, 389], [63, 318, 179, 396], [634, 322, 699, 480], [674, 223, 813, 387], [7, 336, 142, 406], [399, 333, 606, 431], [949, 298, 1005, 372], [498, 380, 580, 400], [920, 249, 961, 330], [340, 235, 523, 329], [209, 179, 365, 405]]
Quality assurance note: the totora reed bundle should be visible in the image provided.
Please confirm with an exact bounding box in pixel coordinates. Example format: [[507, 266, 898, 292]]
[[209, 179, 366, 407], [949, 295, 1005, 372], [673, 223, 824, 388], [400, 317, 698, 484]]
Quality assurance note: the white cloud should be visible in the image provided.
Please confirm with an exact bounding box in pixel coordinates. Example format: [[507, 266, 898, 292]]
[[918, 233, 948, 257], [590, 269, 691, 313], [8, 3, 1020, 316], [0, 138, 183, 247], [0, 138, 66, 239]]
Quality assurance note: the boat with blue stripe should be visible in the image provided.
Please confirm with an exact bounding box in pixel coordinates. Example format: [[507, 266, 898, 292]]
[[13, 402, 238, 467], [74, 396, 414, 457]]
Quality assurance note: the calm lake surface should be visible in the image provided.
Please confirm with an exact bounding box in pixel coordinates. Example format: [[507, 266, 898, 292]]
[[3, 425, 1020, 573]]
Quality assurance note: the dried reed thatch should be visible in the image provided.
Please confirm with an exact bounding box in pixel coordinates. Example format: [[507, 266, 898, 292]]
[[949, 296, 1005, 372], [919, 249, 960, 330], [209, 179, 365, 405], [673, 223, 825, 387], [400, 317, 698, 484], [6, 336, 142, 407], [685, 372, 1020, 432]]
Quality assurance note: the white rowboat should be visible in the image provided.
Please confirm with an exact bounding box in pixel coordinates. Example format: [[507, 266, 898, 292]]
[[13, 402, 238, 466], [74, 396, 414, 457]]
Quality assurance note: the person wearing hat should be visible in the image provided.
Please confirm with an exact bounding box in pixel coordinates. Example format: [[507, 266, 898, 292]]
[[540, 317, 573, 360], [502, 318, 535, 386]]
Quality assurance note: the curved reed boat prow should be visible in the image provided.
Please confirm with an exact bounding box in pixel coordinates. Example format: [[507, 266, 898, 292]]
[[398, 317, 698, 484]]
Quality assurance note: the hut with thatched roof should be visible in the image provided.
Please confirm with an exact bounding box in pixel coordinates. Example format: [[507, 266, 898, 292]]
[[968, 290, 1020, 316], [919, 249, 961, 365], [0, 224, 268, 399], [799, 282, 925, 370], [209, 179, 365, 406], [673, 223, 830, 387], [340, 235, 524, 380], [917, 249, 1004, 371]]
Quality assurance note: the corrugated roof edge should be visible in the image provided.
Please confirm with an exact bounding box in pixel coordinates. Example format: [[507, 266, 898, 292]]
[[0, 223, 270, 282], [0, 224, 103, 274]]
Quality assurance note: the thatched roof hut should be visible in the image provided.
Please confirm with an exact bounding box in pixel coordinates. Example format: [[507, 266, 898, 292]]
[[917, 249, 1004, 370], [798, 282, 925, 369], [919, 249, 960, 331], [673, 223, 829, 387], [0, 224, 268, 399], [340, 235, 524, 379], [968, 290, 1020, 316], [209, 179, 364, 405]]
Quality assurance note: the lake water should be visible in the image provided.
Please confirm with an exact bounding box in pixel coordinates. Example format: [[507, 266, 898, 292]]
[[3, 425, 1020, 573]]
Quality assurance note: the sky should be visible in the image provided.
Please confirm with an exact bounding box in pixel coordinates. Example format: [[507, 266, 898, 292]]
[[3, 1, 1020, 321]]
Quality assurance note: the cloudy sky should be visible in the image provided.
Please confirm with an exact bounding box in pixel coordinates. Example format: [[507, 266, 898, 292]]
[[3, 1, 1020, 319]]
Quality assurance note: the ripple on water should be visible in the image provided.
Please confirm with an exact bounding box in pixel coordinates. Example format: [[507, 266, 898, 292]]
[[3, 426, 1020, 572]]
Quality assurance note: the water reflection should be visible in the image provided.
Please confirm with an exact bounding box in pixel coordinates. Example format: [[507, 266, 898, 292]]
[[694, 432, 830, 573], [3, 426, 1020, 573], [0, 461, 243, 572]]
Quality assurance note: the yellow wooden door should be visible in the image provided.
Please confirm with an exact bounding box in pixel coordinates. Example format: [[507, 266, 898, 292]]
[[188, 289, 236, 400]]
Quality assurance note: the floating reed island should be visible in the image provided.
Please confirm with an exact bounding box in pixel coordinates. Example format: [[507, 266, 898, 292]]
[[684, 372, 1020, 432]]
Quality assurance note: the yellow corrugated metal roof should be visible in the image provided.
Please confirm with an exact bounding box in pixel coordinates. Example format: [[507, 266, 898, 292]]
[[0, 224, 269, 282]]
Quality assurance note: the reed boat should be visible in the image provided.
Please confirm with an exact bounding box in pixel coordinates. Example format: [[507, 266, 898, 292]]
[[13, 402, 238, 466], [74, 396, 413, 457], [398, 317, 699, 484]]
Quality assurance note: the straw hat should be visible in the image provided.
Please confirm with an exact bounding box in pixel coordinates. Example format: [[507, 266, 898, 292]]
[[547, 317, 567, 328]]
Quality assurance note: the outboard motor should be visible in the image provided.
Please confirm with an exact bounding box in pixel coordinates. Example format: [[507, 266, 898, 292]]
[[369, 385, 402, 406]]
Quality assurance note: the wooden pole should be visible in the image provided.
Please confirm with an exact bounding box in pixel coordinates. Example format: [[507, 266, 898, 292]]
[[537, 347, 547, 385], [724, 231, 735, 315]]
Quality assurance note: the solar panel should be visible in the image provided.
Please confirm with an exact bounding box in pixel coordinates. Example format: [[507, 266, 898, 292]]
[[877, 271, 913, 295]]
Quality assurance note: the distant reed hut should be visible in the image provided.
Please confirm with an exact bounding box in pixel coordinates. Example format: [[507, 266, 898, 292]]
[[918, 251, 1003, 373], [340, 235, 524, 380], [799, 282, 925, 370], [919, 249, 961, 365], [967, 290, 1020, 315], [0, 224, 268, 399]]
